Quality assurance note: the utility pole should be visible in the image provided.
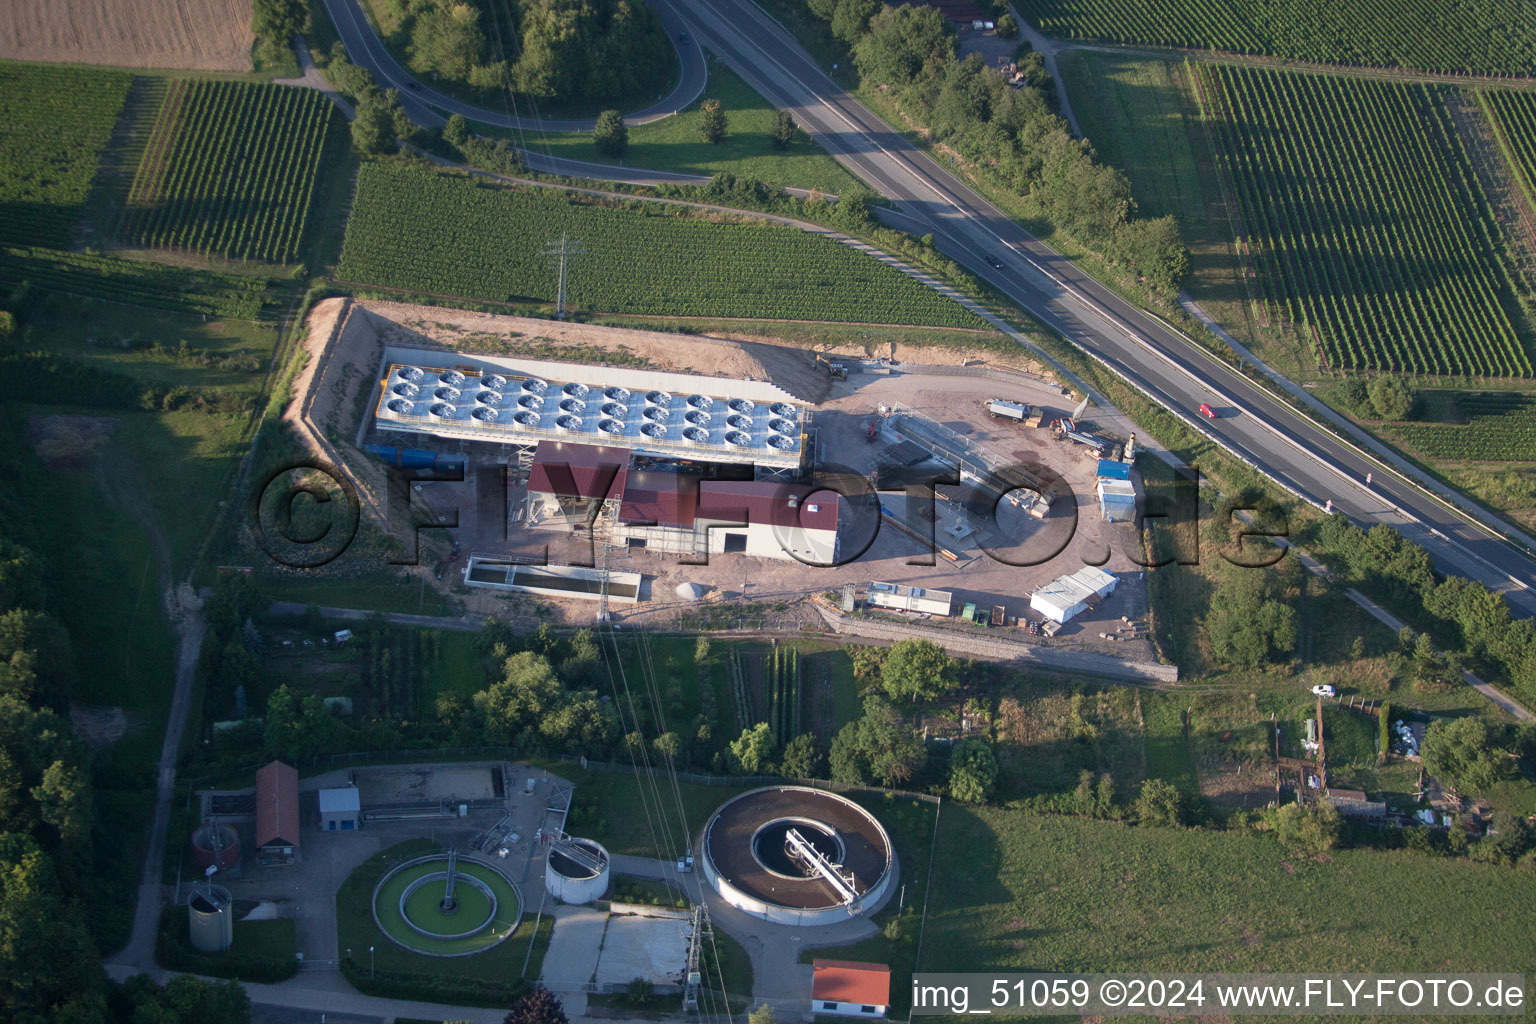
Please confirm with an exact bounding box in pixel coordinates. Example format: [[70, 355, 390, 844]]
[[541, 234, 584, 319]]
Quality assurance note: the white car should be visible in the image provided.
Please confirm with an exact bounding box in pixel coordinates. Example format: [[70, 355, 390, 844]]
[[1311, 684, 1337, 698]]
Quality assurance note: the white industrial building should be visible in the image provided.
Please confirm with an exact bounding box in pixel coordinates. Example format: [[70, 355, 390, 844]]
[[1029, 566, 1118, 624], [373, 349, 806, 471], [318, 786, 360, 831]]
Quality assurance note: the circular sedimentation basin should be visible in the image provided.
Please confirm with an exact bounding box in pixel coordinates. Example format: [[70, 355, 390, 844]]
[[373, 854, 523, 957]]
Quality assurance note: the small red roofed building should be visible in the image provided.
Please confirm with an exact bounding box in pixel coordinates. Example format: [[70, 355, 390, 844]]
[[255, 760, 300, 864], [812, 960, 891, 1018]]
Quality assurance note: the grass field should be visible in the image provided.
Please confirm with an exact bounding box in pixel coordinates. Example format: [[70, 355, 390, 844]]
[[0, 63, 130, 248], [920, 807, 1536, 976], [337, 161, 985, 327], [1195, 64, 1533, 376], [1013, 0, 1536, 74], [13, 290, 280, 574], [527, 60, 863, 195], [120, 80, 337, 264], [0, 245, 271, 320], [1064, 56, 1206, 227]]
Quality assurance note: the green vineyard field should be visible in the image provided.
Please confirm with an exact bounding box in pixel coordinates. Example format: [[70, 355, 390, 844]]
[[120, 80, 336, 264], [1482, 90, 1536, 213], [1385, 392, 1536, 462], [336, 163, 986, 328], [0, 245, 270, 320], [1013, 0, 1536, 75], [0, 63, 131, 248], [1195, 64, 1532, 377]]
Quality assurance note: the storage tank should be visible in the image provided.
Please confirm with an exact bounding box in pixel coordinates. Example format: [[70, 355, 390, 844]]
[[545, 837, 610, 904], [191, 823, 241, 872], [187, 884, 234, 953]]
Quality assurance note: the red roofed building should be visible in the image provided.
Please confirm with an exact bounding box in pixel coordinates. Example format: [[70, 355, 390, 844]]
[[526, 441, 629, 525], [812, 960, 890, 1017], [695, 480, 840, 563], [609, 474, 841, 562], [255, 760, 300, 865]]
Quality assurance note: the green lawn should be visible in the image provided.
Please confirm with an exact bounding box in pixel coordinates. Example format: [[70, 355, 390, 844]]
[[920, 807, 1536, 977], [526, 60, 863, 195], [554, 763, 751, 858], [1061, 54, 1206, 227]]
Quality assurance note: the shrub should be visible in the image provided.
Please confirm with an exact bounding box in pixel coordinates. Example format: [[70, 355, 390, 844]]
[[593, 109, 627, 157]]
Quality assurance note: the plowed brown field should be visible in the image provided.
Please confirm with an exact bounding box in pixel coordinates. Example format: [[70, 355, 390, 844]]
[[0, 0, 253, 71]]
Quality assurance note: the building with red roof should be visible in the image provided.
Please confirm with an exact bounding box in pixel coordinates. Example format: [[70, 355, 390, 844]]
[[526, 441, 629, 525], [812, 960, 891, 1017], [255, 760, 300, 865]]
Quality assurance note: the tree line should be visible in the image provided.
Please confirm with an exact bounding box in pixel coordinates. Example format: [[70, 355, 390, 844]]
[[0, 415, 257, 1020], [811, 2, 1190, 292], [381, 0, 671, 104]]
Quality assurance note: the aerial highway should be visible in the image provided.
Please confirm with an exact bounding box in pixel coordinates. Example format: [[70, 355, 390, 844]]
[[319, 0, 1536, 614], [669, 0, 1536, 616]]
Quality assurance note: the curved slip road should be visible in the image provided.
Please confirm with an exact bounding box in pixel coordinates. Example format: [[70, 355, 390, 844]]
[[322, 0, 708, 130], [669, 0, 1536, 618]]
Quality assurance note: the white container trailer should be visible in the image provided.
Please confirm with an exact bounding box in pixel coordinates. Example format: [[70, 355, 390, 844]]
[[866, 581, 953, 617], [986, 398, 1030, 422]]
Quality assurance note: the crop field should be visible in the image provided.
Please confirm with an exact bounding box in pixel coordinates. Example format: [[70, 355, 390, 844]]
[[0, 245, 269, 320], [337, 163, 984, 327], [1383, 392, 1536, 462], [1013, 0, 1536, 74], [0, 63, 130, 248], [1195, 65, 1532, 376], [0, 0, 253, 71], [1482, 89, 1536, 211], [120, 81, 336, 264]]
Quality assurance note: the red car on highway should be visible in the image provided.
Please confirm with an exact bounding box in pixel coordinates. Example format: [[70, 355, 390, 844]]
[[1198, 402, 1217, 419]]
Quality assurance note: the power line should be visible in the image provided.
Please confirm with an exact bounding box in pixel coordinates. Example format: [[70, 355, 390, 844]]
[[541, 233, 584, 319]]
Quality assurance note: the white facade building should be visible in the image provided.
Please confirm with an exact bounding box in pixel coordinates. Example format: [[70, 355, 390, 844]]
[[317, 786, 360, 832], [1029, 566, 1118, 624]]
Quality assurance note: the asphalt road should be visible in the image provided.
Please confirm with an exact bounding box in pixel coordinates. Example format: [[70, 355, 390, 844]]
[[668, 0, 1536, 616], [321, 0, 708, 131]]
